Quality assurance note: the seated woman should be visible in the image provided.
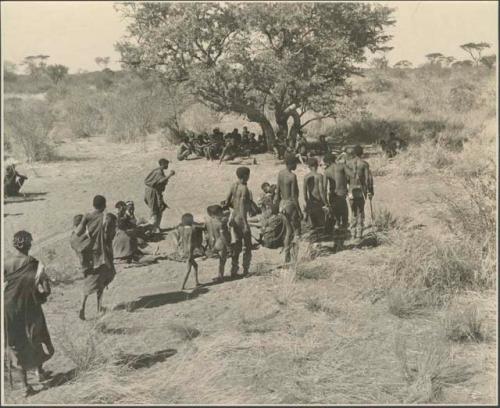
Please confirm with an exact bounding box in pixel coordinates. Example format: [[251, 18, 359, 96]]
[[112, 201, 144, 263], [4, 164, 28, 197]]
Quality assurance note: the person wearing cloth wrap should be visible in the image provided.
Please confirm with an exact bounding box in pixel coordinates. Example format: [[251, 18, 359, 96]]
[[144, 159, 175, 233], [4, 231, 54, 396], [274, 152, 303, 264], [74, 195, 117, 320]]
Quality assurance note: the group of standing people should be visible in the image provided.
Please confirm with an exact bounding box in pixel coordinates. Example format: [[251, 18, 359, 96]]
[[3, 133, 375, 396]]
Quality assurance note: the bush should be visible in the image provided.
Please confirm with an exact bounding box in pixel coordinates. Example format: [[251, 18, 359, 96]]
[[390, 231, 481, 293], [65, 89, 105, 138], [387, 288, 439, 318], [4, 99, 56, 161], [448, 84, 477, 112]]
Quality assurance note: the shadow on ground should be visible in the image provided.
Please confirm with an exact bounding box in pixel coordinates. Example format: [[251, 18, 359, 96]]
[[114, 287, 209, 312], [115, 348, 177, 369], [4, 192, 48, 204]]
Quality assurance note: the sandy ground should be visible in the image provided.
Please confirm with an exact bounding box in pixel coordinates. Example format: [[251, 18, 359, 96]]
[[3, 136, 497, 404]]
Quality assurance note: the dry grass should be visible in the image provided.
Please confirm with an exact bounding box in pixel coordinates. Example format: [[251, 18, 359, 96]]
[[387, 288, 434, 318], [442, 304, 485, 343], [395, 334, 475, 403], [304, 295, 339, 317]]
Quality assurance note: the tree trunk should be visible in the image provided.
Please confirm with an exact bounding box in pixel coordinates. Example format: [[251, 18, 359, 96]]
[[275, 111, 289, 142], [243, 106, 276, 151], [289, 110, 302, 147]]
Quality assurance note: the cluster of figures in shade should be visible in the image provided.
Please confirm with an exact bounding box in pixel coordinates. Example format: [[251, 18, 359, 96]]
[[4, 135, 388, 397]]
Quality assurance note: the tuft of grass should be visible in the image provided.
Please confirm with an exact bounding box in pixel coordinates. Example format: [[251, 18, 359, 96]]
[[167, 322, 201, 341], [304, 295, 338, 317], [272, 267, 297, 307], [296, 262, 330, 280], [58, 316, 125, 375], [389, 231, 480, 293], [395, 335, 474, 403], [387, 288, 438, 318], [442, 304, 485, 342]]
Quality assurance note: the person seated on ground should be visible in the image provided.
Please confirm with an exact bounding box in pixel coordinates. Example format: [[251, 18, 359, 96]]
[[177, 136, 194, 161], [319, 135, 331, 155], [113, 201, 144, 263], [242, 126, 250, 140], [4, 164, 28, 197], [303, 157, 328, 233], [231, 128, 242, 147], [176, 213, 205, 290], [247, 132, 257, 152], [273, 140, 287, 160], [386, 131, 407, 157], [4, 230, 55, 396], [123, 201, 150, 245], [219, 137, 239, 164], [259, 202, 292, 250], [258, 182, 277, 219], [295, 133, 309, 164], [205, 205, 231, 282], [193, 133, 208, 157]]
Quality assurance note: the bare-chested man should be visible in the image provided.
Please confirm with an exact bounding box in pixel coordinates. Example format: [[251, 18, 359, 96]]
[[224, 167, 253, 277], [323, 153, 349, 250], [274, 153, 303, 264], [303, 157, 328, 231], [345, 145, 374, 240]]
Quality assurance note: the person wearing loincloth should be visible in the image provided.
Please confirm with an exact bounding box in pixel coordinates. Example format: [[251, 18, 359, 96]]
[[274, 153, 303, 264]]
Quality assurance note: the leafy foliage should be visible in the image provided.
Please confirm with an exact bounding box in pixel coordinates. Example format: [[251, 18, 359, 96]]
[[116, 2, 394, 145]]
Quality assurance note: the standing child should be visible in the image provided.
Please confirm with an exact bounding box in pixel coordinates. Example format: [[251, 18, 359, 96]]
[[205, 205, 231, 283], [177, 213, 205, 290]]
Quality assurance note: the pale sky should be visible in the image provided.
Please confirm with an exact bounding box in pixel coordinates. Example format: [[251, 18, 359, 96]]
[[2, 1, 498, 73]]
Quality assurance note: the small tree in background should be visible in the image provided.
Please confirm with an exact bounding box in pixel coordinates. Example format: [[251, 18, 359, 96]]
[[22, 54, 50, 76], [47, 64, 69, 84], [460, 42, 491, 66], [4, 60, 17, 81], [425, 53, 444, 66], [451, 60, 474, 69], [394, 60, 413, 69], [95, 56, 111, 70]]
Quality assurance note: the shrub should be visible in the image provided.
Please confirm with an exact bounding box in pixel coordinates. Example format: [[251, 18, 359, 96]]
[[448, 84, 477, 112], [442, 304, 485, 342], [64, 89, 105, 138], [4, 99, 56, 161], [304, 296, 338, 316], [390, 232, 480, 293], [387, 288, 439, 318]]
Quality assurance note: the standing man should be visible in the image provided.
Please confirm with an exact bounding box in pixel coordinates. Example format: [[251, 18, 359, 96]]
[[4, 231, 54, 396], [346, 145, 374, 241], [224, 167, 253, 277], [144, 159, 175, 234], [303, 157, 328, 231], [274, 152, 303, 264], [323, 153, 349, 250]]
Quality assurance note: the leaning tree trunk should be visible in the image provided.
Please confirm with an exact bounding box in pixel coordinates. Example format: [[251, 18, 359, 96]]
[[275, 111, 289, 142], [244, 106, 276, 151]]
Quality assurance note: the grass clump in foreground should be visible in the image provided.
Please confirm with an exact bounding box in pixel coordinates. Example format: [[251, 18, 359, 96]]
[[386, 288, 441, 318], [442, 304, 485, 343], [395, 334, 474, 403]]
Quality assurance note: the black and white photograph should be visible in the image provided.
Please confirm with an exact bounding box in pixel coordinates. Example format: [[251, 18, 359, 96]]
[[1, 0, 497, 405]]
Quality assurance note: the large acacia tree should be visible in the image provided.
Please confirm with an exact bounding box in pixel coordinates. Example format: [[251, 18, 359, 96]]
[[116, 2, 394, 147]]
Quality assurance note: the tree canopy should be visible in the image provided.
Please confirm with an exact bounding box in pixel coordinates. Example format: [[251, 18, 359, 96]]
[[460, 42, 491, 66], [116, 2, 394, 147]]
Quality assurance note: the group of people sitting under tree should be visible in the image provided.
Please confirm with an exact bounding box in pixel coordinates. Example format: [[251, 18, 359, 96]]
[[272, 132, 332, 164], [177, 127, 267, 162], [3, 133, 375, 395]]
